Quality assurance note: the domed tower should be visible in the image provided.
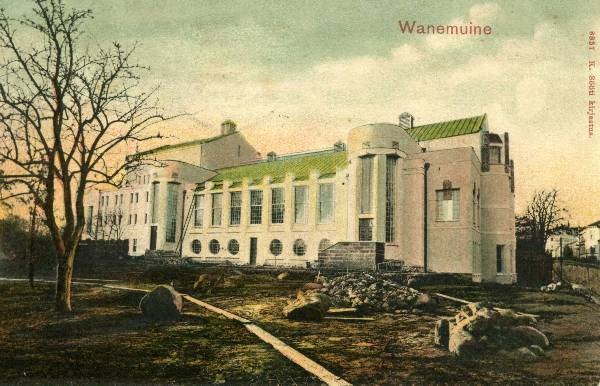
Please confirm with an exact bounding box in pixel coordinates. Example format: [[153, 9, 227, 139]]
[[346, 120, 422, 253]]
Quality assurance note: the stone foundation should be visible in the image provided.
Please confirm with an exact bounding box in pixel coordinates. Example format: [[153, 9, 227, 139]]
[[317, 242, 384, 271]]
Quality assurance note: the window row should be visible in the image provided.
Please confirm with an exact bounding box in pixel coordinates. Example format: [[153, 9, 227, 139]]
[[189, 238, 333, 257], [190, 239, 240, 255], [99, 191, 150, 207], [269, 239, 306, 256], [193, 184, 335, 227], [86, 209, 149, 230]]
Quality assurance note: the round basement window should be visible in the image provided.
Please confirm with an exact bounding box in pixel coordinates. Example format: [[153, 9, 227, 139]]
[[270, 239, 283, 256], [293, 239, 306, 256], [318, 238, 332, 251], [228, 239, 239, 255], [191, 239, 201, 254], [209, 239, 220, 255]]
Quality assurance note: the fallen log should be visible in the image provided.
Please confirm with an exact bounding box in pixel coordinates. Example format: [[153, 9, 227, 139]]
[[433, 292, 540, 319]]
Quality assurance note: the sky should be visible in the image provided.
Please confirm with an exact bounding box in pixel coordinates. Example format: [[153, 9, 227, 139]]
[[2, 0, 600, 226]]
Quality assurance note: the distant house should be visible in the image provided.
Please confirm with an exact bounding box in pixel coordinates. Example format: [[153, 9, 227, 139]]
[[580, 221, 600, 260], [545, 230, 579, 258], [83, 113, 517, 284]]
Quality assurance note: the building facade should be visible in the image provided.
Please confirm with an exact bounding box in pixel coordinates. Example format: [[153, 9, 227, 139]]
[[545, 231, 579, 258], [83, 114, 517, 283], [579, 222, 600, 259]]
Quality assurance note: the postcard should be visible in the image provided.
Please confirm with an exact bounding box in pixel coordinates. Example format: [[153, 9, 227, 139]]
[[0, 0, 599, 384]]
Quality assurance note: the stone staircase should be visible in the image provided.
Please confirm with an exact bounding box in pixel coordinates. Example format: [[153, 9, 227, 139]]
[[143, 250, 187, 265]]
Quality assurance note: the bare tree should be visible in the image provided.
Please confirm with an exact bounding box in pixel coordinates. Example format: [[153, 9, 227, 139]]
[[0, 0, 172, 312], [517, 189, 568, 253]]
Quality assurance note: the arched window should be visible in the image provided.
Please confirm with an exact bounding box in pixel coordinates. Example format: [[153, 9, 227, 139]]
[[191, 240, 201, 254], [228, 239, 239, 255], [293, 239, 306, 256], [318, 239, 332, 251], [270, 239, 282, 256], [209, 239, 220, 255]]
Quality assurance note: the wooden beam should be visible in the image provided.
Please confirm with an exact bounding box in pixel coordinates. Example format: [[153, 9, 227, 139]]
[[324, 317, 375, 322], [433, 292, 539, 318]]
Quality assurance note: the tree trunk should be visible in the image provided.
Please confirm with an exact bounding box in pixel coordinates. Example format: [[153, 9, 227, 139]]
[[55, 246, 76, 313], [28, 207, 37, 289]]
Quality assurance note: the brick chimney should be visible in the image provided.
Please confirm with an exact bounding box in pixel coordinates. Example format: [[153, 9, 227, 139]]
[[220, 120, 237, 135], [399, 112, 414, 129]]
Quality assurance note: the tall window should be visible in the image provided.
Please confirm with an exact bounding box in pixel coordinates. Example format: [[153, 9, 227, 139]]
[[86, 206, 94, 233], [490, 146, 501, 164], [271, 188, 284, 224], [436, 188, 460, 221], [230, 191, 241, 225], [194, 195, 204, 227], [165, 183, 178, 242], [294, 186, 308, 224], [359, 218, 373, 241], [151, 182, 159, 223], [250, 190, 263, 224], [359, 156, 373, 214], [385, 156, 396, 242], [496, 244, 504, 273], [318, 184, 334, 224], [212, 193, 222, 226]]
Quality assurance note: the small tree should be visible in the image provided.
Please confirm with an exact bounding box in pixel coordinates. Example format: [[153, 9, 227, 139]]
[[517, 189, 568, 253], [0, 0, 173, 312]]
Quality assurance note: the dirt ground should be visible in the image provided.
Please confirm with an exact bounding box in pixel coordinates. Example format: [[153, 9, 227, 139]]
[[1, 267, 599, 385], [197, 274, 600, 385]]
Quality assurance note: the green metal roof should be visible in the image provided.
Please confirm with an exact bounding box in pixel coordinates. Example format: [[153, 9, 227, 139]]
[[135, 132, 235, 157], [211, 151, 347, 184], [406, 114, 486, 141]]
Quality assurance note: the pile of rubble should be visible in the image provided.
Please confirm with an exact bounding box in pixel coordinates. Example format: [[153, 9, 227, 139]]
[[435, 302, 549, 360], [540, 281, 599, 304], [318, 272, 434, 313]]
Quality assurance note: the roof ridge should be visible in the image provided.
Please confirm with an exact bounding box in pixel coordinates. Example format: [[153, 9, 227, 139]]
[[405, 114, 486, 141], [409, 113, 486, 130], [134, 132, 236, 157]]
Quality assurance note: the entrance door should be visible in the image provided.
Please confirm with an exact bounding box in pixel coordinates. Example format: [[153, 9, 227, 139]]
[[249, 237, 257, 265], [149, 226, 157, 250]]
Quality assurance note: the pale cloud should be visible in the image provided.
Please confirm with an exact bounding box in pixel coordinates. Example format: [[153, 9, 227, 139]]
[[515, 77, 548, 119], [469, 2, 502, 24]]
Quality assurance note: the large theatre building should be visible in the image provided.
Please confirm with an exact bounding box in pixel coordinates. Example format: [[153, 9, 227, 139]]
[[83, 113, 517, 284]]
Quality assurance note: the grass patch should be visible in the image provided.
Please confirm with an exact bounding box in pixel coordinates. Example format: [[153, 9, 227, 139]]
[[0, 282, 318, 384]]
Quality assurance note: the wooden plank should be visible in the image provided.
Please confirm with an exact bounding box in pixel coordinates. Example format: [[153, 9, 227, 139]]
[[324, 317, 374, 322], [433, 292, 539, 318], [433, 292, 470, 304], [103, 284, 150, 293], [327, 308, 357, 314], [245, 324, 352, 386], [182, 294, 250, 324]]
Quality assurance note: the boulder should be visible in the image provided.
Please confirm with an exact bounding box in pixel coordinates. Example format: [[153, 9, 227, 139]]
[[434, 319, 450, 348], [224, 274, 245, 288], [448, 329, 478, 357], [528, 345, 545, 357], [308, 292, 332, 312], [193, 273, 225, 293], [512, 346, 538, 361], [277, 272, 289, 281], [139, 285, 183, 320], [509, 325, 550, 348], [283, 296, 326, 321], [303, 282, 324, 291], [414, 293, 436, 310]]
